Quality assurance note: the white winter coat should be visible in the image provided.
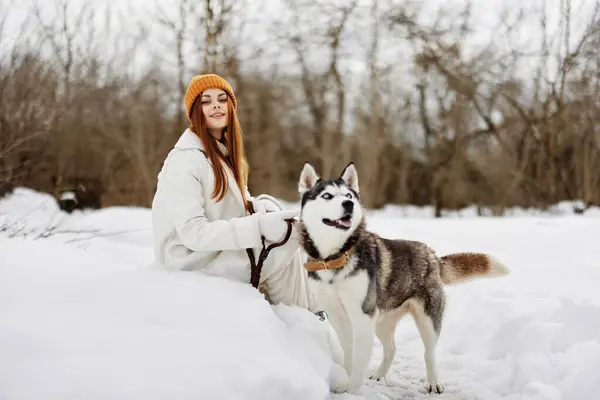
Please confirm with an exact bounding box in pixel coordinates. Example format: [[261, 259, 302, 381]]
[[151, 129, 299, 284]]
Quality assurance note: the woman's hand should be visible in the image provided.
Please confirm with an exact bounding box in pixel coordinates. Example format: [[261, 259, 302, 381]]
[[252, 198, 281, 214], [250, 194, 285, 215], [258, 209, 298, 242]]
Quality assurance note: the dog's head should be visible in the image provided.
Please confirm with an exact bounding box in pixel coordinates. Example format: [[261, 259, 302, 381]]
[[297, 162, 363, 257]]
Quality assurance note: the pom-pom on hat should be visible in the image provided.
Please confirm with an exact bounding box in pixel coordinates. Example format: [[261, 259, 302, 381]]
[[184, 74, 237, 120]]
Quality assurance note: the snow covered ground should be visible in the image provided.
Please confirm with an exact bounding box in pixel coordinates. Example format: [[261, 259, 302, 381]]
[[1, 188, 599, 400]]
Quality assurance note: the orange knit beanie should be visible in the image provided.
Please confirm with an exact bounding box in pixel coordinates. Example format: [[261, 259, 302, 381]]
[[184, 74, 237, 120]]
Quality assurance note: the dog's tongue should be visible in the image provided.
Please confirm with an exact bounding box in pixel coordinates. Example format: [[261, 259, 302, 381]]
[[337, 217, 352, 228]]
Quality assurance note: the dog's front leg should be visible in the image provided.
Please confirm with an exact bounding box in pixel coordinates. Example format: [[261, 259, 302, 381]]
[[316, 291, 353, 394], [346, 307, 374, 393], [321, 295, 353, 374], [339, 274, 376, 393]]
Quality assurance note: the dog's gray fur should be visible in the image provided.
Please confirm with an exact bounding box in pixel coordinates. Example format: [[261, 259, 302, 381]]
[[297, 162, 510, 394]]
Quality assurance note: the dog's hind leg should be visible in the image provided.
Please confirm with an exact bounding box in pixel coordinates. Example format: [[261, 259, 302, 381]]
[[409, 298, 445, 394], [370, 304, 410, 383]]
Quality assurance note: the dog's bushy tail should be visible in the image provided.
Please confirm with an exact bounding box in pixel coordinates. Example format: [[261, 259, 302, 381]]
[[439, 253, 510, 285]]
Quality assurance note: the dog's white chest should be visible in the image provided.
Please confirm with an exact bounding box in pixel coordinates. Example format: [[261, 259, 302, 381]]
[[310, 269, 370, 311]]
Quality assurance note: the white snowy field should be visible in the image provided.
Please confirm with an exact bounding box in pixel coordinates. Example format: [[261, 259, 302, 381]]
[[1, 188, 599, 400]]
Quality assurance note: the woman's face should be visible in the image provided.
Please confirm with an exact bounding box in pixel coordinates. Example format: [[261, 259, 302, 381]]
[[200, 88, 228, 134]]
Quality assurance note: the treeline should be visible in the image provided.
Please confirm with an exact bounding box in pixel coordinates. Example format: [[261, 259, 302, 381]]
[[1, 0, 599, 216]]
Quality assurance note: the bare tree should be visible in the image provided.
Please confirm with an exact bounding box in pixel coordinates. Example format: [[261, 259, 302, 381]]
[[280, 0, 357, 179], [29, 0, 97, 192], [152, 0, 196, 133], [202, 0, 237, 72], [0, 3, 54, 197]]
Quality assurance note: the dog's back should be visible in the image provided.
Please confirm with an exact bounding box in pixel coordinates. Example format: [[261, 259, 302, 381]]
[[374, 236, 445, 311], [361, 232, 508, 311]]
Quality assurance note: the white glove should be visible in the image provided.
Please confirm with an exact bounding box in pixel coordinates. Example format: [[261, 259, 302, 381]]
[[258, 209, 299, 242], [252, 197, 281, 214]]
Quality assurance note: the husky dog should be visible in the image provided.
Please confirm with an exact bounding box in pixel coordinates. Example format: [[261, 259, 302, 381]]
[[296, 162, 510, 394]]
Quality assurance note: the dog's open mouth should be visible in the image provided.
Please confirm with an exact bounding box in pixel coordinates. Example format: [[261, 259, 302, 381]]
[[322, 214, 352, 230]]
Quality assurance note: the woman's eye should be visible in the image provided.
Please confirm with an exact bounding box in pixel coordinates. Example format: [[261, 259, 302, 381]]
[[219, 98, 227, 103]]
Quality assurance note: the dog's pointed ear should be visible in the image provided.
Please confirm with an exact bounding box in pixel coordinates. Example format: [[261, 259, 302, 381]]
[[299, 162, 320, 195], [340, 162, 359, 193]]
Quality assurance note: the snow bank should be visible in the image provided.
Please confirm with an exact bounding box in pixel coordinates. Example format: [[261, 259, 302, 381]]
[[0, 189, 340, 400]]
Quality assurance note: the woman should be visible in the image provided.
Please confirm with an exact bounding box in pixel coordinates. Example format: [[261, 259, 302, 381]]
[[151, 73, 317, 311]]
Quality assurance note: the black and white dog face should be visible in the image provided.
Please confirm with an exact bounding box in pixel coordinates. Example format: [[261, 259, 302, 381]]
[[298, 162, 363, 256]]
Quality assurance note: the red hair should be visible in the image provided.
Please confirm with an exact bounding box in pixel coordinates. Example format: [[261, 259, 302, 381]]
[[189, 96, 249, 211]]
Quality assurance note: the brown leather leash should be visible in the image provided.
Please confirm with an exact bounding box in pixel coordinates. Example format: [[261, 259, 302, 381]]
[[246, 219, 295, 288]]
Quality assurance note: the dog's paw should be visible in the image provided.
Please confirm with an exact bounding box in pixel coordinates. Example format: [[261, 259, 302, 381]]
[[426, 381, 445, 394], [329, 364, 349, 393], [369, 370, 386, 382]]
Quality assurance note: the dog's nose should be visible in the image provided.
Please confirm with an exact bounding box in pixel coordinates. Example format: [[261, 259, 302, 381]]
[[342, 200, 354, 213]]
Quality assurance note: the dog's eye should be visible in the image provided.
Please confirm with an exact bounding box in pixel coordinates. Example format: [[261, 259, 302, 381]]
[[322, 193, 333, 200], [345, 193, 352, 199]]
